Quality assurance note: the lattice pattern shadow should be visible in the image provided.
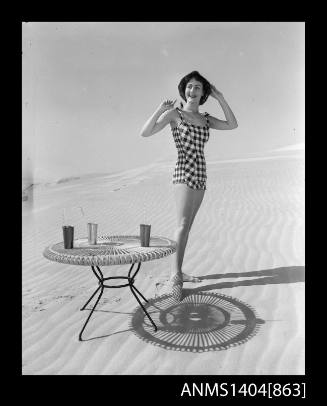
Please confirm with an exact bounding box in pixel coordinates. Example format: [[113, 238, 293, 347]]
[[130, 292, 265, 352]]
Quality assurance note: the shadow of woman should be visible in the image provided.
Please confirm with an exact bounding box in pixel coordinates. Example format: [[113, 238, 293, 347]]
[[183, 266, 305, 295]]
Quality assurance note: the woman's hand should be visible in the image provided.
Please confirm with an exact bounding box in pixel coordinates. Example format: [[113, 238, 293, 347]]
[[158, 99, 177, 113], [210, 85, 224, 100], [140, 99, 177, 137]]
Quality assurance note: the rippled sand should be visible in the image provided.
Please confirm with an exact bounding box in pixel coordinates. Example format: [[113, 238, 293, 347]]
[[22, 153, 305, 375]]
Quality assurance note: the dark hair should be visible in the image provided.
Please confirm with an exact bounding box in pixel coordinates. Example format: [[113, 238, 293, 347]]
[[178, 71, 211, 105]]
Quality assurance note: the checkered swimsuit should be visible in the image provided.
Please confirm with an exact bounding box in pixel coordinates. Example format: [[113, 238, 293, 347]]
[[172, 108, 210, 190]]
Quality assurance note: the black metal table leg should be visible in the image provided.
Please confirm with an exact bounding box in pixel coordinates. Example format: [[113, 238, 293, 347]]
[[78, 262, 157, 340], [130, 285, 158, 332], [80, 285, 102, 311], [79, 284, 104, 341]]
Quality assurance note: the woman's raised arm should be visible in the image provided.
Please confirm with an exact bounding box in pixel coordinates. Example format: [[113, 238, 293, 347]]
[[208, 85, 238, 130], [140, 99, 176, 137]]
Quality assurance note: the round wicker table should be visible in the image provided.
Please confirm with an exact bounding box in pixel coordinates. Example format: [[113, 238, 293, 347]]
[[43, 235, 177, 340]]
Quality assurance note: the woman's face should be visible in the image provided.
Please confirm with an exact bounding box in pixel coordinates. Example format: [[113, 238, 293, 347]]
[[185, 78, 204, 104]]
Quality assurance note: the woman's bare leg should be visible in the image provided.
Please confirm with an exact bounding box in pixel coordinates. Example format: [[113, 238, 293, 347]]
[[171, 184, 194, 278], [182, 188, 205, 281], [171, 184, 205, 280]]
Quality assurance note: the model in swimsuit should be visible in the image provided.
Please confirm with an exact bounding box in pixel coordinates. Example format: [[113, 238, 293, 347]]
[[140, 71, 238, 301]]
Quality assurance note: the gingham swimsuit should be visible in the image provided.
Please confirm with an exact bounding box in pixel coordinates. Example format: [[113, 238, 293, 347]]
[[172, 108, 210, 190]]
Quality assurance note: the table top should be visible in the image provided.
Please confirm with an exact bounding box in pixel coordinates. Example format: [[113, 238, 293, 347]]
[[43, 235, 177, 266]]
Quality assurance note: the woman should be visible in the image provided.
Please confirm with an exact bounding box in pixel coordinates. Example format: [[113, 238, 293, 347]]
[[140, 71, 238, 301]]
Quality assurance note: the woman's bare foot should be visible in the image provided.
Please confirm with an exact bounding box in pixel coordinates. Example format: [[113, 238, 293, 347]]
[[182, 273, 201, 283], [169, 272, 200, 283]]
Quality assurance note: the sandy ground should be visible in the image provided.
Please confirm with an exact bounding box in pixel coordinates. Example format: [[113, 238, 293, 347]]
[[22, 152, 305, 375]]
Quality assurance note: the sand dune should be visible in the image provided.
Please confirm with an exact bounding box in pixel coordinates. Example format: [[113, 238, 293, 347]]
[[22, 153, 304, 375]]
